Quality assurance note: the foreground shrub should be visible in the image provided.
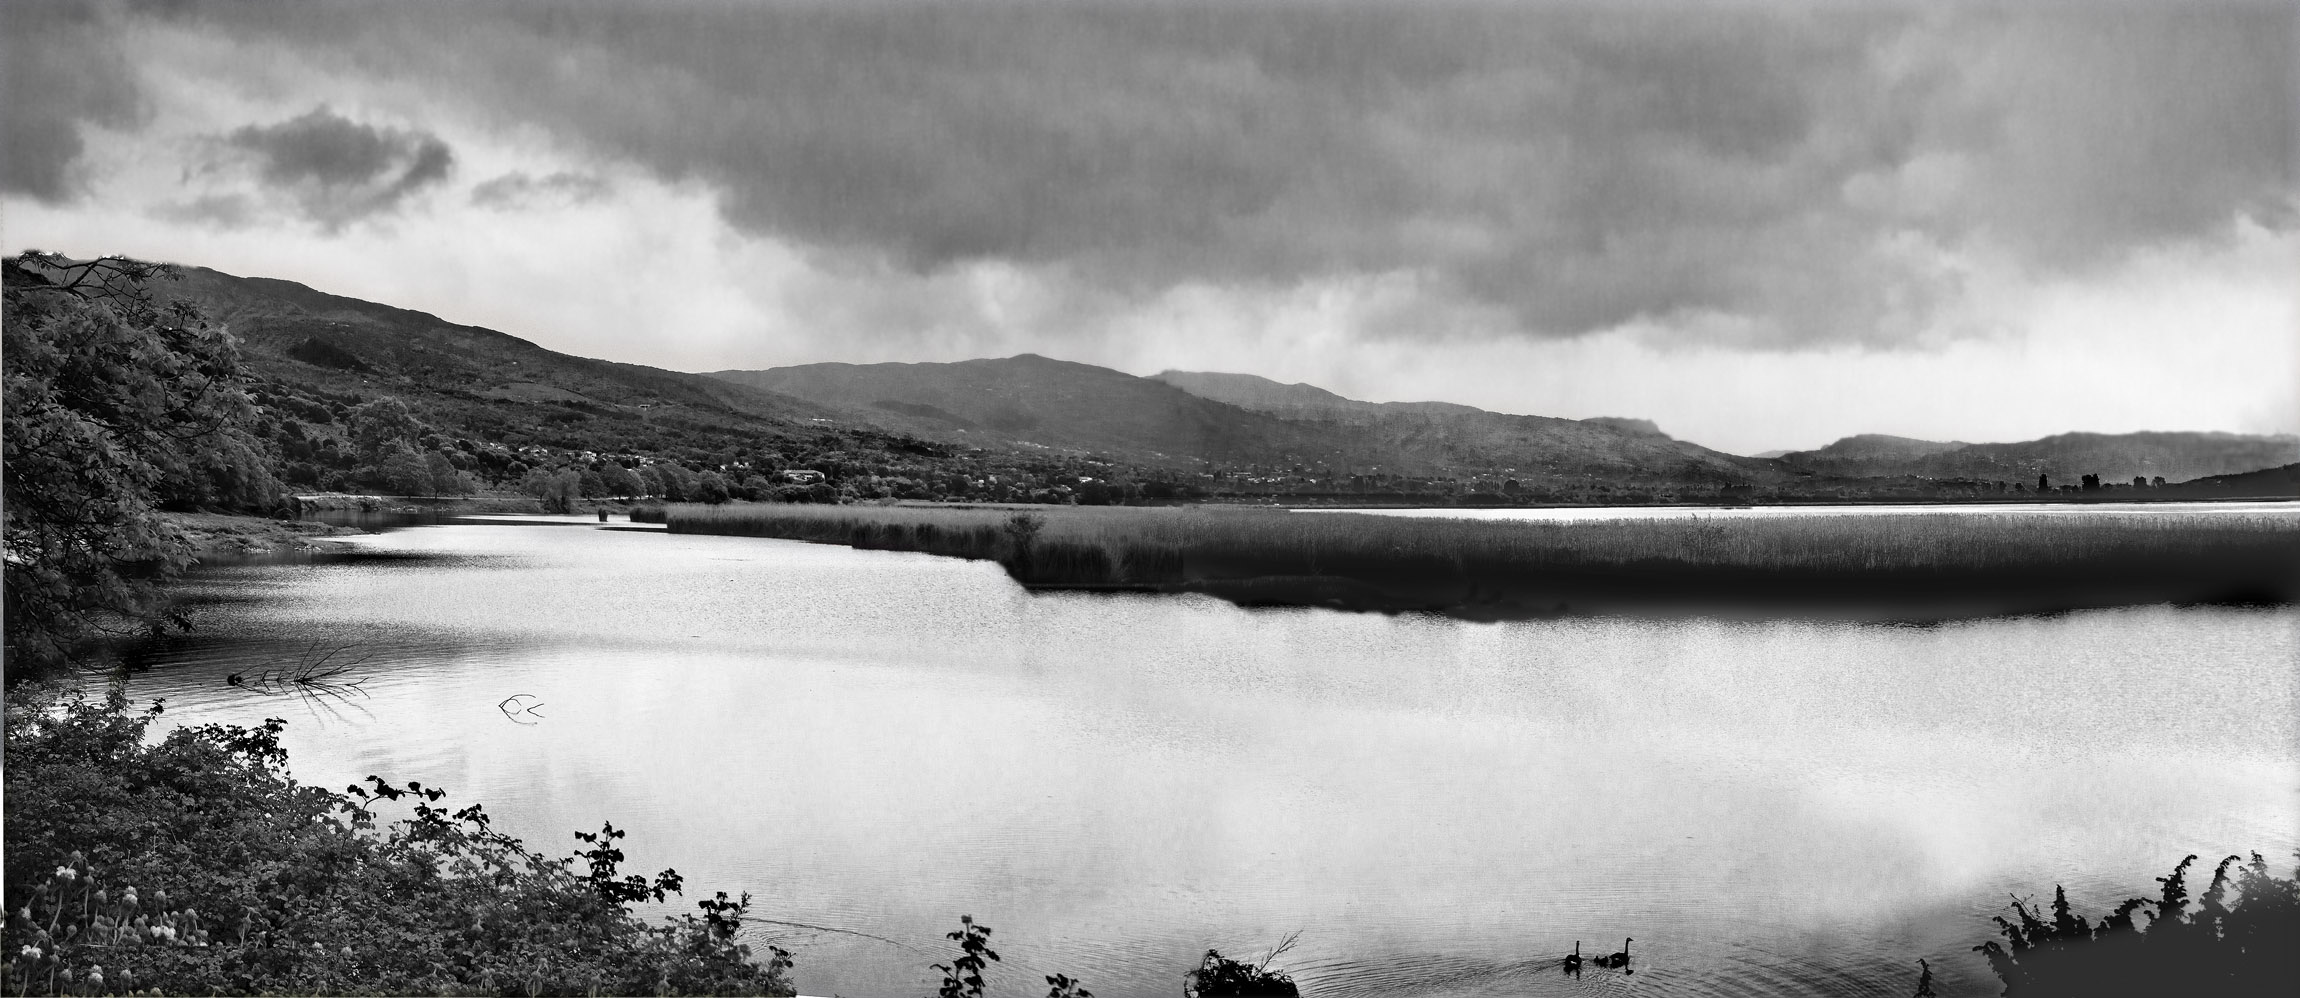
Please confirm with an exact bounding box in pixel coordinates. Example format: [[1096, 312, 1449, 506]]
[[1971, 853, 2297, 997], [931, 915, 998, 998], [0, 690, 795, 996]]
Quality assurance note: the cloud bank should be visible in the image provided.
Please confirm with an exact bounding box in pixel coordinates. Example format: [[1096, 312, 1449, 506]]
[[1, 0, 2292, 452], [214, 106, 454, 227]]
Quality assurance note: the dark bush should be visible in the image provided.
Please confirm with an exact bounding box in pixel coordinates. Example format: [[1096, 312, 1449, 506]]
[[1969, 853, 2297, 997], [1183, 947, 1300, 998], [0, 691, 795, 997]]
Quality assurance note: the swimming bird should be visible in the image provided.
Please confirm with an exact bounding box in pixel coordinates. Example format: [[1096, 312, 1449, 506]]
[[1561, 940, 1582, 972], [1596, 938, 1632, 970]]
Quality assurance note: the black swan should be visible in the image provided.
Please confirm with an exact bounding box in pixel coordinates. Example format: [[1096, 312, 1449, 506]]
[[1596, 938, 1632, 970]]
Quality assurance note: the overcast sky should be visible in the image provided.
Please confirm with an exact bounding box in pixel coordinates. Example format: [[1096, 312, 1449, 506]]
[[4, 0, 2294, 454]]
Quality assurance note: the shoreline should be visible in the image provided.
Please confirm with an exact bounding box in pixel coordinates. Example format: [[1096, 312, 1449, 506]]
[[165, 511, 363, 560]]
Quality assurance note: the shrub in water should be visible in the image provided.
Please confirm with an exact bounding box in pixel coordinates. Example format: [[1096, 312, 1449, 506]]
[[1184, 934, 1301, 998]]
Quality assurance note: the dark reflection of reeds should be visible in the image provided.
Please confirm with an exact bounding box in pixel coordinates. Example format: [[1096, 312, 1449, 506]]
[[222, 639, 376, 724], [659, 504, 2300, 621], [1959, 852, 2299, 998]]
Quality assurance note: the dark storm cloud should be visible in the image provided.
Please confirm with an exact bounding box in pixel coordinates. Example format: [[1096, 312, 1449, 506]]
[[85, 2, 2300, 341], [218, 107, 453, 226], [471, 171, 612, 210], [0, 3, 149, 202], [1908, 5, 2298, 264]]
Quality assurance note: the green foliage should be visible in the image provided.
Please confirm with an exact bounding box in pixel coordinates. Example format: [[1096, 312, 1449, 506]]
[[695, 472, 732, 505], [930, 915, 998, 998], [1970, 853, 2297, 997], [346, 398, 424, 460], [3, 254, 281, 670], [0, 692, 796, 997], [523, 468, 584, 513], [1043, 971, 1094, 998], [570, 822, 683, 908]]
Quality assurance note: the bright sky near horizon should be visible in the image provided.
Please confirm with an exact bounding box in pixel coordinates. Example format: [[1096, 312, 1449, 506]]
[[4, 1, 2295, 455]]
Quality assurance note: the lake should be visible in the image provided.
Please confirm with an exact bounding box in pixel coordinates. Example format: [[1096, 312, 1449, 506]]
[[119, 514, 2299, 998]]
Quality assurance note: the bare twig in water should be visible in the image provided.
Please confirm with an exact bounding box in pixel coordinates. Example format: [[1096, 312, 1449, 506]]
[[1257, 931, 1302, 973], [498, 694, 546, 725], [225, 640, 374, 723]]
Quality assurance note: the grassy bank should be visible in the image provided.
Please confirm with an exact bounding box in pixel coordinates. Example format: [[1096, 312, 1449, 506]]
[[165, 512, 360, 561], [661, 503, 2300, 619]]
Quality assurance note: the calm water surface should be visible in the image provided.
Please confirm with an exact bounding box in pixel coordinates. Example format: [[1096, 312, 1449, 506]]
[[122, 517, 2299, 998]]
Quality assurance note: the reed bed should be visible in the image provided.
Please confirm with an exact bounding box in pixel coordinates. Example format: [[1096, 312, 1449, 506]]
[[663, 503, 2300, 618]]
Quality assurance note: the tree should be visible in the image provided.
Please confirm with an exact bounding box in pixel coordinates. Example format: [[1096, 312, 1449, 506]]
[[345, 397, 424, 460], [695, 471, 731, 504], [657, 463, 695, 502], [521, 467, 583, 513], [373, 445, 436, 496], [3, 253, 279, 669], [2038, 473, 2050, 492], [424, 451, 471, 495], [605, 463, 645, 499]]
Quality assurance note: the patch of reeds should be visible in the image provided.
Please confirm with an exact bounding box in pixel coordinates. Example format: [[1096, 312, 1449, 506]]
[[661, 503, 2300, 618]]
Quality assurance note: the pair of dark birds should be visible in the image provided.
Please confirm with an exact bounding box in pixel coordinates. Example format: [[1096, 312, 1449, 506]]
[[1561, 938, 1631, 974]]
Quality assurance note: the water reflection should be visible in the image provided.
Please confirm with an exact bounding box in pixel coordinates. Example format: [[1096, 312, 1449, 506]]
[[120, 522, 2300, 998]]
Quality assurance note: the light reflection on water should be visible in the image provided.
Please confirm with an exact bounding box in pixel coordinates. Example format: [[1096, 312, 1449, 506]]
[[120, 520, 2300, 998]]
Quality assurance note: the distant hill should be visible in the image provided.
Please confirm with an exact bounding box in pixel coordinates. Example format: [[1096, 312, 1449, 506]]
[[715, 359, 1786, 485], [163, 266, 839, 425], [138, 265, 940, 484], [1150, 370, 1479, 420], [1147, 368, 1781, 485], [1778, 430, 2299, 483], [2170, 461, 2300, 496], [712, 355, 1345, 467], [122, 261, 2295, 500], [1787, 434, 1969, 465]]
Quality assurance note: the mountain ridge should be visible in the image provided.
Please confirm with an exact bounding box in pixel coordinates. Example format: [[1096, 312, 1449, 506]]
[[116, 259, 2300, 497], [1778, 429, 2299, 483], [712, 357, 1789, 485]]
